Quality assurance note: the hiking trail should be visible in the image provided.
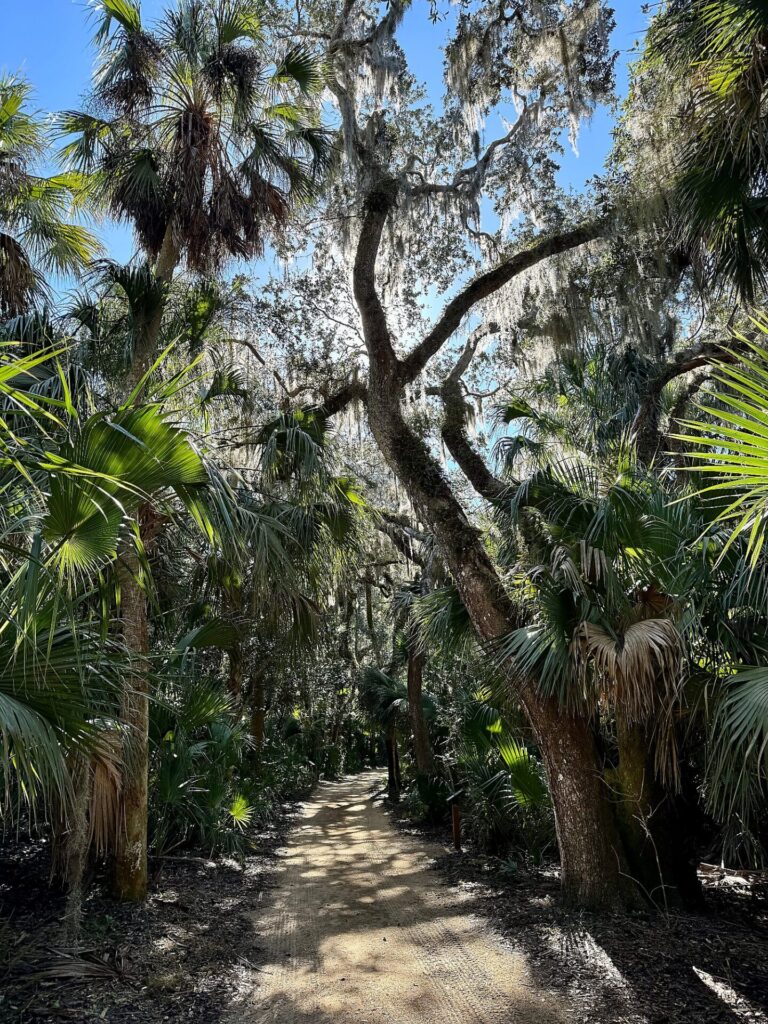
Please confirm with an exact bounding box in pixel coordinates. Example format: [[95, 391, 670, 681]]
[[231, 771, 569, 1024]]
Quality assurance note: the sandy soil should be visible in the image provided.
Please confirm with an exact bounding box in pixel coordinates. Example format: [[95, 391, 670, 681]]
[[231, 771, 588, 1024]]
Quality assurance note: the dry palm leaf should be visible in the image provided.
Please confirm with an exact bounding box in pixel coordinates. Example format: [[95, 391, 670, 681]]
[[573, 617, 682, 722]]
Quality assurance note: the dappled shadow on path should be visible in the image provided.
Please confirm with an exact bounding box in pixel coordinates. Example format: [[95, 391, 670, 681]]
[[223, 772, 578, 1024], [428, 843, 768, 1024]]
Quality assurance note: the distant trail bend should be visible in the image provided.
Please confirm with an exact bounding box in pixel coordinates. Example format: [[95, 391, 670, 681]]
[[231, 771, 569, 1024]]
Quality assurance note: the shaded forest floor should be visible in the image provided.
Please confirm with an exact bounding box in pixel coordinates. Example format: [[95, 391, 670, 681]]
[[0, 811, 293, 1023], [1, 773, 767, 1023]]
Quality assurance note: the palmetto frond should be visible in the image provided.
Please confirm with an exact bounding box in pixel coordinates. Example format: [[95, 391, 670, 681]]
[[359, 667, 408, 727], [0, 77, 101, 315], [676, 329, 768, 564], [42, 403, 209, 572], [572, 618, 683, 723], [0, 602, 123, 817], [408, 584, 475, 657], [708, 666, 768, 832], [646, 0, 768, 300]]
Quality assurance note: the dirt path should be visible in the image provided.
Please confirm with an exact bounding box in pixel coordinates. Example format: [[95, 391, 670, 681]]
[[230, 771, 570, 1024]]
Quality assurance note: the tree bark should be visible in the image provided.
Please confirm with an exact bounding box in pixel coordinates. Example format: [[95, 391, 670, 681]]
[[111, 233, 180, 901], [385, 725, 400, 801], [113, 543, 150, 902], [615, 719, 703, 909], [406, 637, 434, 777], [250, 670, 266, 753], [228, 643, 244, 701]]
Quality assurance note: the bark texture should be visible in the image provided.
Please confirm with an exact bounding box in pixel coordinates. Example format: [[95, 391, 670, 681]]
[[250, 670, 266, 752], [406, 639, 434, 777], [111, 229, 181, 901], [615, 719, 703, 909], [385, 725, 401, 801], [113, 543, 150, 902]]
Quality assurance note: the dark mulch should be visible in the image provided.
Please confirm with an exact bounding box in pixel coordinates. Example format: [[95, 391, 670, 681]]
[[388, 798, 768, 1024], [0, 809, 297, 1024]]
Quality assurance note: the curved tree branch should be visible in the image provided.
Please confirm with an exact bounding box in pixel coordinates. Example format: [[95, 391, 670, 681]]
[[440, 379, 509, 503], [400, 220, 607, 384], [632, 337, 744, 460]]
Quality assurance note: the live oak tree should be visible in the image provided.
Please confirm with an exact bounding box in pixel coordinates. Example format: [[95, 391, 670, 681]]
[[249, 0, 647, 910]]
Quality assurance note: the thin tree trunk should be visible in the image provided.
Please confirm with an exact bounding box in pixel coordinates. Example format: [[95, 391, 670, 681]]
[[406, 638, 434, 776], [228, 643, 244, 701], [250, 671, 266, 753], [365, 579, 382, 665], [111, 227, 180, 901], [113, 543, 150, 901], [124, 224, 179, 393], [224, 586, 245, 702], [385, 725, 400, 801]]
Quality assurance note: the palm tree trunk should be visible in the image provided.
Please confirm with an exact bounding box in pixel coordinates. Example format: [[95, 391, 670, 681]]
[[111, 229, 180, 901], [250, 670, 266, 753], [406, 639, 434, 777], [615, 718, 703, 908], [228, 642, 244, 701], [365, 580, 382, 664], [113, 543, 150, 901], [385, 725, 400, 801]]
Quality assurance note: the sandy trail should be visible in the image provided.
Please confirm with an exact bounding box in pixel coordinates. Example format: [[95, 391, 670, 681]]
[[232, 771, 570, 1024]]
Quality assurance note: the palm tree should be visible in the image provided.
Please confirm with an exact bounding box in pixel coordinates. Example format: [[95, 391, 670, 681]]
[[59, 0, 331, 384], [676, 327, 768, 845], [391, 579, 437, 781], [0, 76, 100, 315], [644, 0, 768, 301], [55, 0, 331, 899], [359, 667, 407, 801], [0, 342, 216, 815]]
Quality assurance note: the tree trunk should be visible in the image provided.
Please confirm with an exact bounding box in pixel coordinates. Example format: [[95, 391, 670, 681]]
[[385, 726, 400, 801], [123, 225, 180, 394], [228, 643, 244, 701], [535, 705, 631, 908], [365, 396, 630, 905], [222, 584, 245, 701], [365, 579, 382, 664], [406, 638, 434, 776], [250, 671, 266, 753], [112, 543, 150, 902], [615, 719, 703, 909], [110, 226, 180, 902], [352, 185, 633, 910]]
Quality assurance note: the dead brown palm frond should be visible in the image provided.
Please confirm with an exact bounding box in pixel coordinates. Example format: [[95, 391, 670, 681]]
[[0, 231, 42, 316], [579, 540, 610, 586], [50, 730, 122, 888], [1, 76, 101, 311], [27, 948, 127, 982], [573, 617, 683, 723], [89, 729, 122, 857]]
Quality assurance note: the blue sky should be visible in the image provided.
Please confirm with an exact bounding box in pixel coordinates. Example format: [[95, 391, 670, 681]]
[[2, 0, 647, 266]]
